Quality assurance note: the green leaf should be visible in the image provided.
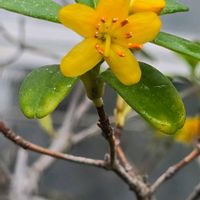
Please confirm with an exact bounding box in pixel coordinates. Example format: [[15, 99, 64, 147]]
[[153, 32, 200, 61], [75, 0, 99, 8], [19, 65, 77, 119], [0, 0, 61, 23], [101, 62, 185, 134], [162, 0, 189, 15]]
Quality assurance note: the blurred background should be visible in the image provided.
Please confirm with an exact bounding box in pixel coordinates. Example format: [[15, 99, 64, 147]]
[[0, 0, 200, 200]]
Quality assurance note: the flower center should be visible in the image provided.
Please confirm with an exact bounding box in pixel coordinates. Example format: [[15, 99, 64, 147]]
[[94, 17, 133, 57]]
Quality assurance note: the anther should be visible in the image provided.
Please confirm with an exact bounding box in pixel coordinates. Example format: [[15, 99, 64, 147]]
[[112, 18, 118, 23], [95, 44, 100, 49], [121, 18, 129, 27], [97, 48, 104, 55], [101, 17, 106, 23], [94, 31, 99, 38], [125, 32, 133, 39], [95, 44, 104, 55], [128, 43, 134, 48], [96, 23, 101, 30], [117, 51, 125, 57], [128, 43, 142, 49]]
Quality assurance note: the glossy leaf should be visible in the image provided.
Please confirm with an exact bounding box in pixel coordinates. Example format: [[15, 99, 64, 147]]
[[101, 62, 185, 134], [162, 0, 189, 15], [153, 32, 200, 61], [0, 0, 189, 24], [0, 0, 61, 23], [19, 65, 77, 119], [75, 0, 99, 8]]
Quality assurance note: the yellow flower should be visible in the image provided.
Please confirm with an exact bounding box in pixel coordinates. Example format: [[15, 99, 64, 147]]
[[59, 0, 162, 85], [129, 0, 166, 14], [175, 117, 200, 144]]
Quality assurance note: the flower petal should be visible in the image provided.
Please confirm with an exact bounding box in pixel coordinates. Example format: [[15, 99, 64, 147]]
[[96, 0, 129, 19], [129, 0, 165, 14], [116, 12, 161, 47], [60, 38, 102, 77], [105, 44, 141, 85], [59, 4, 97, 37]]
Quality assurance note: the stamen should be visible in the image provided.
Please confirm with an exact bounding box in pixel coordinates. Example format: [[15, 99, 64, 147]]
[[121, 18, 129, 27], [94, 31, 99, 38], [112, 18, 118, 23], [117, 51, 125, 57], [128, 43, 142, 49], [101, 17, 106, 23], [95, 44, 104, 55], [133, 44, 143, 49], [96, 23, 101, 30], [125, 32, 133, 39], [128, 43, 134, 48], [104, 34, 111, 57]]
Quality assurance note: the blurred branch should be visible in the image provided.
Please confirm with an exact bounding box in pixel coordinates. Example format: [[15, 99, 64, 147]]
[[0, 18, 60, 69], [0, 121, 107, 168], [180, 84, 200, 99], [114, 126, 139, 177], [0, 18, 25, 68], [187, 182, 200, 200], [71, 123, 100, 144], [0, 120, 153, 199], [9, 149, 30, 200], [151, 140, 200, 193]]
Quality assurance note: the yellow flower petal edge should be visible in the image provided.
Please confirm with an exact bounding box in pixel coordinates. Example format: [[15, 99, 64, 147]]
[[175, 117, 200, 144], [129, 0, 166, 14], [115, 12, 162, 47], [60, 38, 102, 77], [59, 0, 162, 85], [59, 4, 97, 38], [105, 44, 141, 85], [96, 0, 129, 20]]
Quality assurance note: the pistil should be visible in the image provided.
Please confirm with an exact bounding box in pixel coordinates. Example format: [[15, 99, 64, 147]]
[[104, 34, 111, 57]]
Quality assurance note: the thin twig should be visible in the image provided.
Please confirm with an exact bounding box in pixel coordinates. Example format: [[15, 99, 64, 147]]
[[0, 21, 59, 69], [114, 126, 138, 177], [187, 182, 200, 200], [0, 121, 107, 169], [96, 105, 116, 166], [71, 123, 100, 144], [151, 141, 200, 193], [113, 162, 150, 200], [180, 84, 200, 99]]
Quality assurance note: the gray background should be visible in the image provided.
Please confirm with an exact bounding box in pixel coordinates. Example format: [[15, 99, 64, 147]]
[[0, 0, 200, 200]]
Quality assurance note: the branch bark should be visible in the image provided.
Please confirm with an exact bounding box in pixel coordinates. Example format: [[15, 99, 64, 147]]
[[96, 105, 116, 166], [0, 121, 107, 169], [151, 141, 200, 193]]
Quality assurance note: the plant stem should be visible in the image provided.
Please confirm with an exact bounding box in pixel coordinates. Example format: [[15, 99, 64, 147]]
[[96, 103, 116, 166]]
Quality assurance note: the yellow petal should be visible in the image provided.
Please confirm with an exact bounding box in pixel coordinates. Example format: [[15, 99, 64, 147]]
[[60, 38, 102, 77], [116, 12, 161, 47], [59, 4, 97, 37], [96, 0, 129, 20], [175, 117, 200, 144], [105, 44, 141, 85], [130, 0, 165, 14]]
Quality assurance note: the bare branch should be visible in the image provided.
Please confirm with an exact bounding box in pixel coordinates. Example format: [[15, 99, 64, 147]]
[[0, 20, 60, 69], [187, 182, 200, 200], [114, 126, 139, 177], [96, 105, 116, 166], [0, 121, 107, 169], [180, 84, 200, 99], [71, 123, 100, 144], [151, 141, 200, 193]]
